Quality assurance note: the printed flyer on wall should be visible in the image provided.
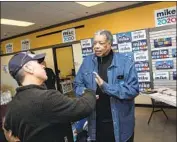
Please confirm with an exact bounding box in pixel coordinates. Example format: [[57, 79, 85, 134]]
[[21, 39, 30, 51], [154, 37, 172, 48], [138, 72, 150, 82], [155, 60, 174, 70], [153, 71, 169, 80], [135, 61, 150, 72], [117, 32, 132, 43], [132, 39, 147, 51], [118, 42, 132, 53], [81, 39, 93, 57], [131, 30, 146, 41], [151, 49, 169, 59], [5, 43, 13, 53], [154, 6, 176, 27], [134, 50, 149, 62]]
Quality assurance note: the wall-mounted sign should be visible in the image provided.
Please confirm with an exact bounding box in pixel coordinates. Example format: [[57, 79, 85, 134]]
[[62, 28, 76, 43], [113, 34, 118, 45], [80, 38, 93, 57], [131, 30, 146, 41], [154, 37, 172, 48], [173, 71, 176, 80], [5, 43, 13, 53], [117, 32, 132, 43], [151, 49, 169, 59], [81, 39, 92, 48], [153, 72, 169, 80], [132, 39, 148, 51], [134, 50, 149, 62], [172, 48, 176, 57], [21, 39, 30, 51], [138, 72, 150, 82], [135, 61, 149, 72], [118, 42, 132, 53], [155, 6, 176, 27], [155, 60, 174, 70]]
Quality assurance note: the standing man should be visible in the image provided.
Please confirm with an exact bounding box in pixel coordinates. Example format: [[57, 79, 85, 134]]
[[3, 51, 96, 142], [41, 61, 56, 90], [74, 30, 139, 142]]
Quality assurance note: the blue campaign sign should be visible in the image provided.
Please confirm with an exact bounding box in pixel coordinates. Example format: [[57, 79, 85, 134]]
[[154, 37, 172, 48], [172, 48, 176, 57], [132, 39, 147, 51], [155, 60, 174, 70], [135, 61, 150, 72], [117, 32, 132, 43], [151, 49, 169, 59]]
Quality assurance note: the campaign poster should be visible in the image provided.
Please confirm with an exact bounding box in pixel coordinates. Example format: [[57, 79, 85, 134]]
[[5, 43, 13, 53], [155, 60, 174, 70], [62, 28, 76, 43], [151, 49, 169, 59], [154, 6, 176, 27], [135, 61, 150, 72], [139, 82, 151, 92], [117, 32, 132, 43], [153, 72, 169, 80], [132, 39, 148, 51], [134, 50, 149, 62], [138, 72, 150, 82], [21, 39, 30, 51], [131, 30, 146, 41], [154, 37, 172, 48], [172, 48, 176, 57], [173, 71, 176, 80], [118, 42, 132, 53], [81, 39, 93, 57]]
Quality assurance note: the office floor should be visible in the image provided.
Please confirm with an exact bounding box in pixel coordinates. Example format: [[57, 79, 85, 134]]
[[134, 107, 176, 142]]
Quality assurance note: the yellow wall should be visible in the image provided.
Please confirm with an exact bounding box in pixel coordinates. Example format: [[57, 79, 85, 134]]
[[1, 2, 176, 53]]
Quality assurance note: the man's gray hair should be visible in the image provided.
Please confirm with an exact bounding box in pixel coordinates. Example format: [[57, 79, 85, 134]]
[[94, 30, 113, 45], [14, 68, 25, 86]]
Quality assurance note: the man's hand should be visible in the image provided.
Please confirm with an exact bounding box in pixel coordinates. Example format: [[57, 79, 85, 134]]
[[2, 118, 20, 142], [93, 72, 104, 86]]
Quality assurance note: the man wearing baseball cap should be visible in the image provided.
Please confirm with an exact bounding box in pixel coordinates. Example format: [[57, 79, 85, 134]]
[[3, 51, 96, 142]]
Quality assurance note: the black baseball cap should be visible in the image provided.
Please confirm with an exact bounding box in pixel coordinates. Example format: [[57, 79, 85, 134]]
[[8, 51, 46, 78]]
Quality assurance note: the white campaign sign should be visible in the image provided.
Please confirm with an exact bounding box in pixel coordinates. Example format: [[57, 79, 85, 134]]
[[21, 39, 30, 51], [118, 42, 132, 53], [5, 43, 13, 53], [134, 50, 149, 62], [131, 30, 146, 41], [80, 39, 92, 48], [62, 28, 76, 43], [155, 6, 176, 27], [153, 72, 169, 80], [113, 34, 118, 45], [138, 72, 150, 82]]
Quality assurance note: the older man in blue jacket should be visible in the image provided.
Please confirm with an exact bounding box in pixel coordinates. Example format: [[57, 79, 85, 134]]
[[74, 30, 139, 142]]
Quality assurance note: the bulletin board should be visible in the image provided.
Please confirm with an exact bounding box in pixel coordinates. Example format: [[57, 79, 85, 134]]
[[149, 24, 176, 90]]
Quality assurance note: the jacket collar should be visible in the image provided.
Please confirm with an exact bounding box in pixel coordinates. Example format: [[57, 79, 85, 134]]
[[92, 50, 119, 68], [16, 84, 47, 93]]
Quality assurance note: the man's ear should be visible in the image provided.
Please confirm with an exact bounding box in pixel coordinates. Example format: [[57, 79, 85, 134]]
[[23, 64, 34, 74]]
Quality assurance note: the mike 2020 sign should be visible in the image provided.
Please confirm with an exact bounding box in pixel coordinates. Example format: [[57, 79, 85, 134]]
[[62, 28, 76, 43]]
